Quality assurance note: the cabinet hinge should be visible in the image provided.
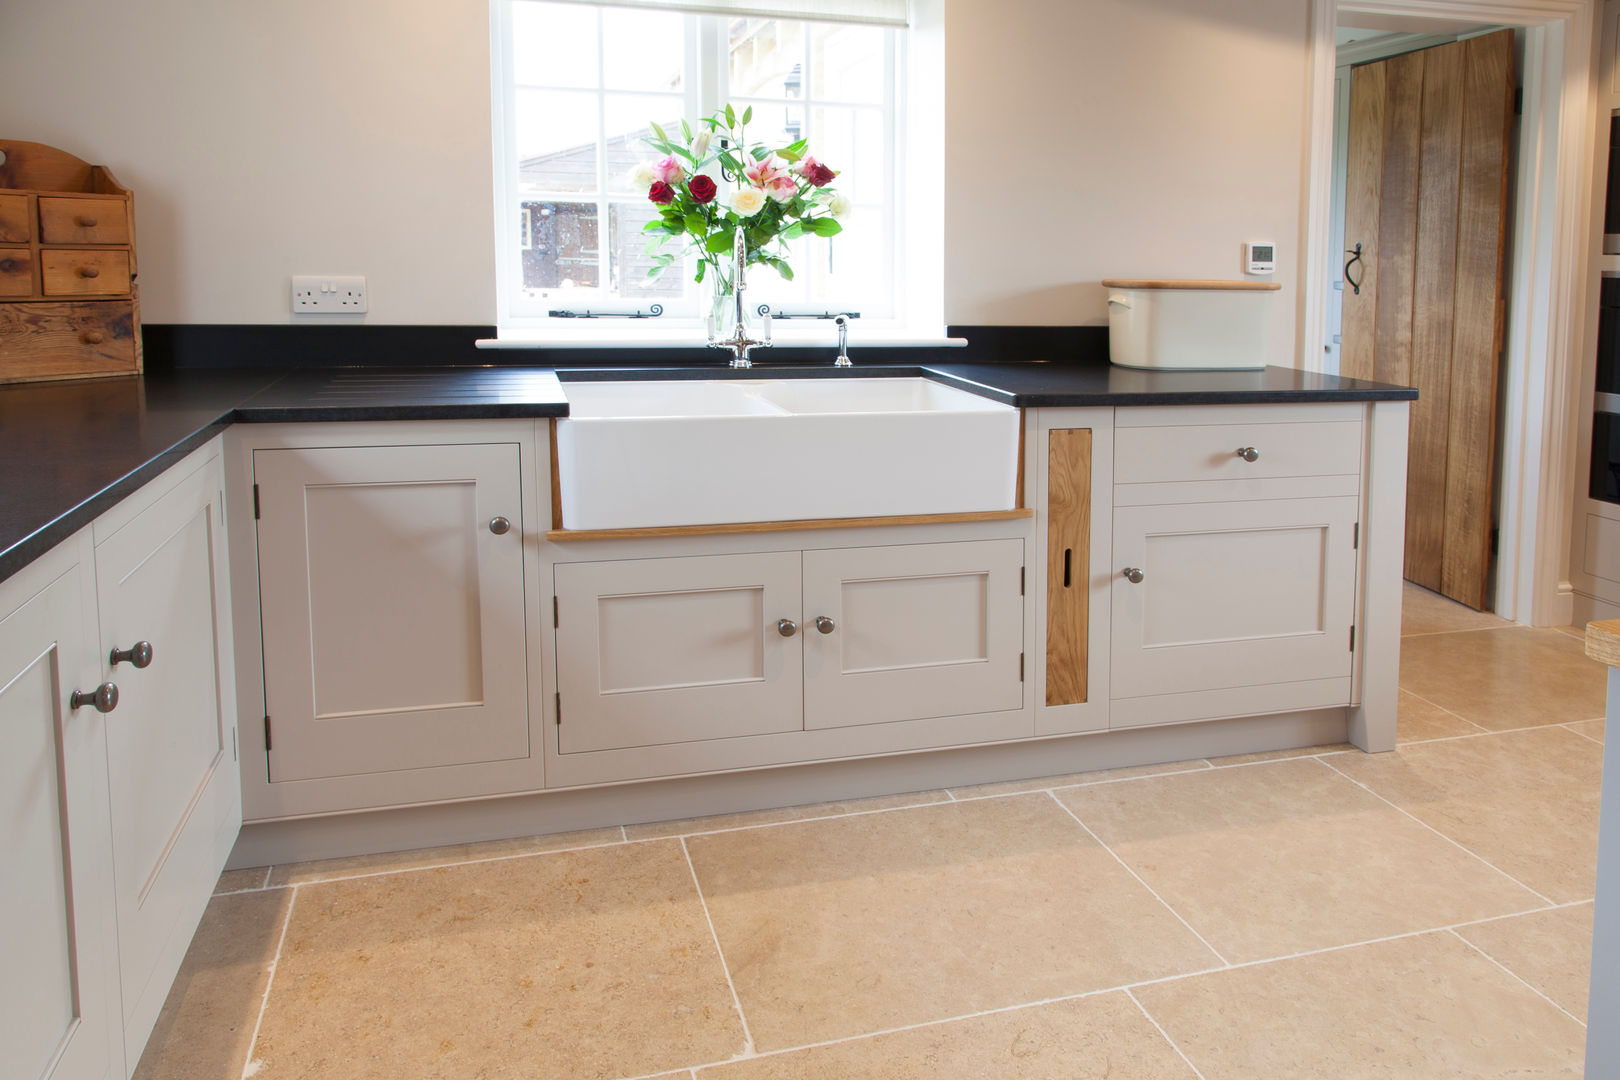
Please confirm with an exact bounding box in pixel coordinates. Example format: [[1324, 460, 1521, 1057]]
[[553, 596, 559, 628], [1349, 625, 1356, 652], [263, 714, 273, 751], [1353, 522, 1359, 550], [555, 692, 562, 725], [1020, 652, 1025, 681], [1020, 567, 1025, 596], [253, 483, 261, 520]]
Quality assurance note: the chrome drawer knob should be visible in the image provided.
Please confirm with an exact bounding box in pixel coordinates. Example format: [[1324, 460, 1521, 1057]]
[[70, 682, 119, 713], [1122, 567, 1145, 584], [815, 615, 836, 634], [777, 618, 798, 637], [1236, 446, 1260, 463], [488, 516, 512, 535], [110, 641, 153, 668]]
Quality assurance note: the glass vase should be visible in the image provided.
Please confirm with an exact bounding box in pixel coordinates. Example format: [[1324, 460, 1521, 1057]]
[[706, 267, 750, 344]]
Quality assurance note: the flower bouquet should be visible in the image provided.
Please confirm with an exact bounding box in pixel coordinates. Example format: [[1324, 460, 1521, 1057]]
[[633, 105, 847, 315]]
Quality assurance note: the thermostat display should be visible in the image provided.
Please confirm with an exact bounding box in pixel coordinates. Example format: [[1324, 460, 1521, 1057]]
[[1246, 242, 1276, 275]]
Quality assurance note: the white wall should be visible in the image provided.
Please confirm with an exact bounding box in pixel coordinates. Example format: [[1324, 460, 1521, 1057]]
[[0, 0, 1311, 349]]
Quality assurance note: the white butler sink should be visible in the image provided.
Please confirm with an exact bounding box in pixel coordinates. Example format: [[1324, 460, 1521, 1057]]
[[555, 378, 1020, 530]]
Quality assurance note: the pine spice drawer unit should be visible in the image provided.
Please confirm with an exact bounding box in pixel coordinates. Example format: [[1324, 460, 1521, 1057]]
[[0, 139, 141, 383]]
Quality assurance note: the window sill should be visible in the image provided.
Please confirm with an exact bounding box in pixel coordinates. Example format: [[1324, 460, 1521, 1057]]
[[478, 331, 967, 350]]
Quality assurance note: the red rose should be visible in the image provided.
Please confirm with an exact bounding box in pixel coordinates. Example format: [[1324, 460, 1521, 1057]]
[[688, 174, 717, 204], [796, 156, 838, 188], [648, 181, 675, 205]]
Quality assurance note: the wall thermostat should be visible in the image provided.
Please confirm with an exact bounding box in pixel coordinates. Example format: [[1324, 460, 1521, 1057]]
[[1245, 242, 1276, 275]]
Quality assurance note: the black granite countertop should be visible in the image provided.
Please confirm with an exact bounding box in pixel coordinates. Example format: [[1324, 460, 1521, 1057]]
[[0, 360, 1412, 587]]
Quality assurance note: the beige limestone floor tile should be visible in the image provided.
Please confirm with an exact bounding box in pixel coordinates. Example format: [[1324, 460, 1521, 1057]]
[[1057, 758, 1540, 964], [685, 794, 1218, 1051], [1397, 690, 1485, 743], [1325, 727, 1603, 903], [1135, 931, 1586, 1078], [1396, 626, 1606, 730], [1553, 622, 1586, 639], [1205, 741, 1355, 767], [265, 825, 624, 886], [247, 841, 745, 1080], [695, 991, 1198, 1079], [624, 789, 950, 840], [948, 758, 1211, 799], [1568, 718, 1605, 744], [133, 888, 292, 1080], [214, 866, 271, 894], [1456, 902, 1594, 1021], [1401, 580, 1509, 635]]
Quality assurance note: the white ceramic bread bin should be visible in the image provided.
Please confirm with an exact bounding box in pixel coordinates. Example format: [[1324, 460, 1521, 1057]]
[[1102, 279, 1282, 371]]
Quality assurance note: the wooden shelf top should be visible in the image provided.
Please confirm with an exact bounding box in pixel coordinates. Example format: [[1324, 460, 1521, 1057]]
[[1586, 619, 1620, 669]]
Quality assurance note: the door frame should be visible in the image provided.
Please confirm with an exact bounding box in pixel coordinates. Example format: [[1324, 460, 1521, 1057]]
[[1301, 0, 1595, 625]]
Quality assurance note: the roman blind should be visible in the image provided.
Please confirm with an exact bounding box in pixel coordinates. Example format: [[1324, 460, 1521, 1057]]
[[545, 0, 909, 27]]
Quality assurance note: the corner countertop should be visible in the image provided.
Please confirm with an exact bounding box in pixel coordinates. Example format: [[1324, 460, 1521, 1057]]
[[0, 361, 1413, 587]]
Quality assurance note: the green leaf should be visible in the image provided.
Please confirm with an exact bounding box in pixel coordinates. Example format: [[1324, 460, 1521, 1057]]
[[649, 120, 669, 144], [680, 118, 693, 143], [724, 103, 736, 128], [774, 261, 794, 281], [751, 145, 770, 161], [782, 222, 805, 240], [704, 230, 736, 254], [684, 213, 707, 235], [694, 260, 707, 284], [742, 105, 753, 125], [643, 219, 667, 233], [810, 217, 842, 237], [775, 147, 803, 163], [663, 221, 686, 235]]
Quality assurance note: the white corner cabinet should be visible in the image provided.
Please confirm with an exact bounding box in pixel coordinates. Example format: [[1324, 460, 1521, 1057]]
[[1, 439, 239, 1080]]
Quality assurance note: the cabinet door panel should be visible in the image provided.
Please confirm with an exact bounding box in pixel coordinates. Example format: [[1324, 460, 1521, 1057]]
[[803, 540, 1024, 729], [95, 462, 238, 1060], [255, 444, 529, 780], [554, 552, 802, 753], [0, 562, 121, 1080], [1112, 497, 1358, 700]]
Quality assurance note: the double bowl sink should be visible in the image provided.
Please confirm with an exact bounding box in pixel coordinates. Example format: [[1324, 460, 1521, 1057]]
[[554, 376, 1020, 530]]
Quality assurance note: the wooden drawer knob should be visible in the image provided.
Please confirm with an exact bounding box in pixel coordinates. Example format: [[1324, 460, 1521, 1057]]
[[76, 215, 98, 227], [77, 266, 100, 279], [80, 330, 106, 345]]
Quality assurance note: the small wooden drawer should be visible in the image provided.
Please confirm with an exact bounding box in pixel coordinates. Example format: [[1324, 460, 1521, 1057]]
[[1115, 411, 1363, 486], [41, 249, 131, 296], [38, 196, 129, 245], [0, 247, 33, 297], [0, 194, 29, 244], [0, 300, 138, 382]]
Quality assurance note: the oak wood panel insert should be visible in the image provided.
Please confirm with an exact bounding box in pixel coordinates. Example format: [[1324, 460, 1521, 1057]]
[[1044, 428, 1091, 706], [547, 508, 1033, 542]]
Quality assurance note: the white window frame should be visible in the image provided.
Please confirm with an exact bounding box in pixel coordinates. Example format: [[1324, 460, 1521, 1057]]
[[489, 0, 941, 346]]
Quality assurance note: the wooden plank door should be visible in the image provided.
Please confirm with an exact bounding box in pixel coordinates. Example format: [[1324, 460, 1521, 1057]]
[[1341, 29, 1514, 609]]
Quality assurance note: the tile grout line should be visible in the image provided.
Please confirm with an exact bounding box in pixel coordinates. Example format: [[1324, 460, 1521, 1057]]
[[1045, 790, 1232, 968], [1564, 722, 1606, 746], [238, 883, 299, 1080], [1397, 687, 1489, 732], [1126, 988, 1210, 1080], [258, 837, 638, 888], [1398, 623, 1516, 638], [259, 865, 272, 890], [678, 836, 757, 1060], [1447, 929, 1588, 1029], [945, 761, 1213, 801], [1311, 756, 1558, 906]]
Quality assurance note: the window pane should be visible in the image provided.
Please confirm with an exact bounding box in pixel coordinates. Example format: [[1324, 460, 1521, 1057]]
[[520, 201, 599, 290], [516, 89, 599, 192], [512, 2, 597, 89], [729, 19, 804, 100], [815, 226, 885, 314], [604, 94, 685, 194], [610, 202, 685, 299], [809, 23, 884, 103], [602, 8, 685, 92], [730, 105, 805, 155], [810, 106, 882, 204]]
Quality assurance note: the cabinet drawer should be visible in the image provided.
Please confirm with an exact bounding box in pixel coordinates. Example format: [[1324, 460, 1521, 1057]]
[[0, 301, 138, 382], [1115, 419, 1362, 485], [41, 249, 131, 296], [0, 247, 32, 296], [0, 194, 28, 243], [38, 195, 129, 244]]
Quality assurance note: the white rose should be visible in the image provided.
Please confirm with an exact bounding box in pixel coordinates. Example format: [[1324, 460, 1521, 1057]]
[[730, 187, 767, 217], [627, 161, 657, 189], [691, 129, 711, 158], [827, 192, 852, 218]]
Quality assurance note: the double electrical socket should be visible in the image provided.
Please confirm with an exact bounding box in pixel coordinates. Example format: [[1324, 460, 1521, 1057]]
[[291, 275, 367, 314]]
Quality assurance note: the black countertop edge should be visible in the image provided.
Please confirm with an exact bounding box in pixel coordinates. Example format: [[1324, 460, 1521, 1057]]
[[232, 402, 572, 423]]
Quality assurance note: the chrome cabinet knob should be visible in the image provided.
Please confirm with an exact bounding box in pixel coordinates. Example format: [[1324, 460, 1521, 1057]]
[[778, 618, 798, 637], [815, 615, 836, 634], [1122, 567, 1145, 584], [488, 516, 512, 535], [1236, 446, 1260, 463], [71, 682, 119, 713], [110, 641, 153, 668]]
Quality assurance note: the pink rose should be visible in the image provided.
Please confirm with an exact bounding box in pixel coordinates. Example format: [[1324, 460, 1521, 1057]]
[[651, 154, 684, 185], [796, 155, 838, 187], [687, 174, 718, 204], [647, 180, 675, 205], [765, 175, 797, 203]]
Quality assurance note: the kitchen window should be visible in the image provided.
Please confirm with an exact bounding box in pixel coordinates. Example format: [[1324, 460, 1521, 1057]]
[[490, 0, 930, 343]]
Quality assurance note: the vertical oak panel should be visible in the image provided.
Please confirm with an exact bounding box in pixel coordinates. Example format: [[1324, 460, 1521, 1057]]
[[1045, 428, 1091, 706], [1372, 50, 1425, 388], [1341, 62, 1386, 382]]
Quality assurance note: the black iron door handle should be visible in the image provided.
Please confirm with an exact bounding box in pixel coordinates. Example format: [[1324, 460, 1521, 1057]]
[[1344, 243, 1364, 295]]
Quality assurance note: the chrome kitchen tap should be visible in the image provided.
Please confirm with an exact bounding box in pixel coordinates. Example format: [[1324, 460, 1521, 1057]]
[[709, 228, 771, 368], [833, 314, 851, 367]]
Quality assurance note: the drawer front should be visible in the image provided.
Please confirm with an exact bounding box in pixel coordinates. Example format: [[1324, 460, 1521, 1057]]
[[38, 196, 129, 244], [0, 247, 32, 297], [0, 301, 138, 381], [0, 194, 28, 243], [41, 249, 131, 296], [1115, 419, 1363, 485]]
